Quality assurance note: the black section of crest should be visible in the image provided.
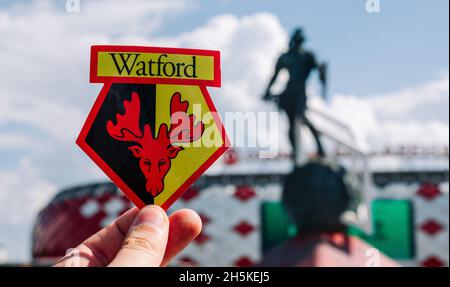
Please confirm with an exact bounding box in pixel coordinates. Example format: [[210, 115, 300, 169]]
[[85, 83, 156, 205]]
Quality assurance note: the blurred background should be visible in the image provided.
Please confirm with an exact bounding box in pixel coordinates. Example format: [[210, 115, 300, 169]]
[[0, 0, 448, 266]]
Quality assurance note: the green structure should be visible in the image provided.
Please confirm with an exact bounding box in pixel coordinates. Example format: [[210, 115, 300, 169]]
[[261, 199, 415, 259]]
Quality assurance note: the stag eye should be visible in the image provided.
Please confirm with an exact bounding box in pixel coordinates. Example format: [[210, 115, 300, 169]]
[[143, 159, 151, 166], [158, 159, 168, 167]]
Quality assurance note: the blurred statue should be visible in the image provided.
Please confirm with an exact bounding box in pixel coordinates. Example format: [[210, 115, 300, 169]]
[[264, 28, 327, 161], [256, 160, 400, 267]]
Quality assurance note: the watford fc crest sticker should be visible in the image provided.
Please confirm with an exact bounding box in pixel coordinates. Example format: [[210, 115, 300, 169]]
[[77, 45, 229, 209]]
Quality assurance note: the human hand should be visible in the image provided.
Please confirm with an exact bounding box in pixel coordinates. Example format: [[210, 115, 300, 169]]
[[54, 205, 202, 267]]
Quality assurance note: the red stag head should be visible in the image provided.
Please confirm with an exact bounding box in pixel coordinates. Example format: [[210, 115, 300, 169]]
[[106, 92, 204, 197]]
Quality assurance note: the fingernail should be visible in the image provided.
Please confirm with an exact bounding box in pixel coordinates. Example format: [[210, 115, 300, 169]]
[[133, 205, 166, 229]]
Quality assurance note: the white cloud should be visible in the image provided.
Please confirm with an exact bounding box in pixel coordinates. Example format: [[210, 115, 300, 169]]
[[0, 133, 30, 149], [0, 158, 56, 223], [0, 0, 189, 262], [370, 73, 449, 123]]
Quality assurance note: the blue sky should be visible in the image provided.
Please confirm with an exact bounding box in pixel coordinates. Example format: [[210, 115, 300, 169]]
[[1, 0, 448, 95]]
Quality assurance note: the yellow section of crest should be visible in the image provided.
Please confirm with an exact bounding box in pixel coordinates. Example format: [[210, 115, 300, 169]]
[[97, 52, 215, 81], [153, 84, 223, 205]]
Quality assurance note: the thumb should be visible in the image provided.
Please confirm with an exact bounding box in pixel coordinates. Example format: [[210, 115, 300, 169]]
[[108, 205, 169, 267]]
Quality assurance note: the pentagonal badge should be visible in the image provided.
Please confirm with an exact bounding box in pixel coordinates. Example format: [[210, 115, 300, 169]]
[[77, 45, 229, 209]]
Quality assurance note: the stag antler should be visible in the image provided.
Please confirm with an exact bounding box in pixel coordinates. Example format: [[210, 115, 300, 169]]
[[167, 92, 204, 144], [106, 92, 151, 145]]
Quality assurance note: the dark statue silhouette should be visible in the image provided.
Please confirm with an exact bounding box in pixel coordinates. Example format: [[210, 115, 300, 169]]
[[264, 28, 327, 161]]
